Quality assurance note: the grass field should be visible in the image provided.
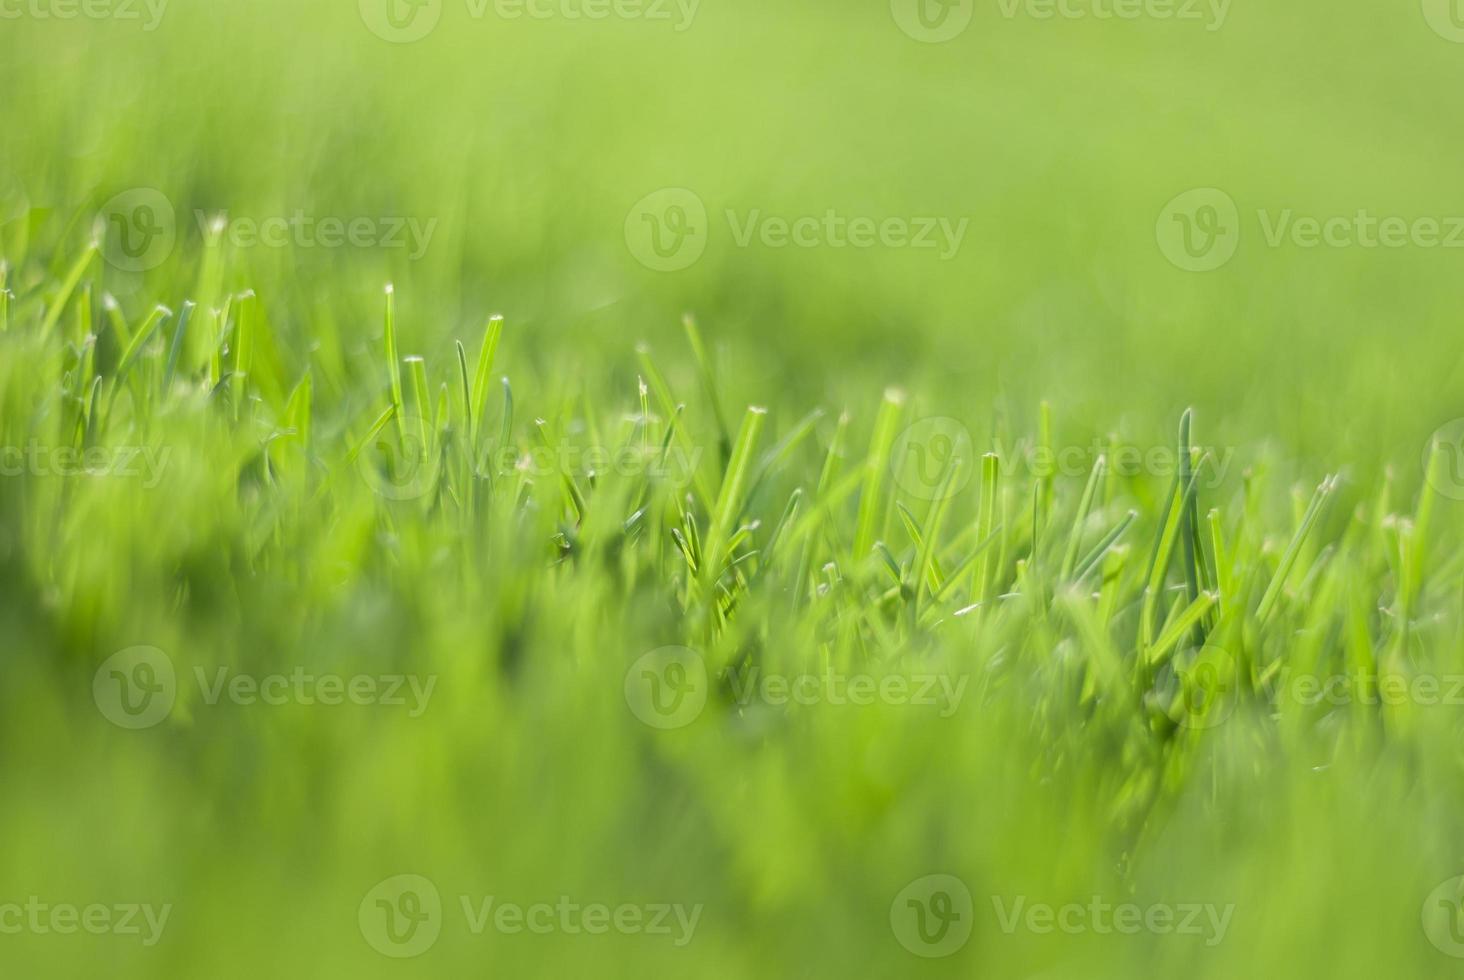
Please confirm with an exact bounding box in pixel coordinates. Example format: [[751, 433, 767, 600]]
[[4, 0, 1464, 976]]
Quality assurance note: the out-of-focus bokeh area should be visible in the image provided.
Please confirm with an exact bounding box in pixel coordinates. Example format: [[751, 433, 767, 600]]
[[5, 0, 1464, 468], [4, 1, 1464, 977]]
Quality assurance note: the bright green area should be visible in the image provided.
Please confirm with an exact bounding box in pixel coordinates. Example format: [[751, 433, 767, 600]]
[[3, 0, 1464, 976]]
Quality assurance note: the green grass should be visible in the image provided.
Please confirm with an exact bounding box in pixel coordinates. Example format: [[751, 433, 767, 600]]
[[4, 1, 1464, 977]]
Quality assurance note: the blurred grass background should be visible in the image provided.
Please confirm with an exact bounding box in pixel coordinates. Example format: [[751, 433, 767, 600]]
[[4, 0, 1464, 468], [2, 0, 1464, 976]]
